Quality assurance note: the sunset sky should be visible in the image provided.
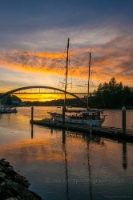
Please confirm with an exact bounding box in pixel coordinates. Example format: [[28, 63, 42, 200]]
[[0, 0, 133, 101]]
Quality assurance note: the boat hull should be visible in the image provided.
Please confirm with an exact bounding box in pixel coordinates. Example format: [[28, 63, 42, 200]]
[[0, 108, 17, 114]]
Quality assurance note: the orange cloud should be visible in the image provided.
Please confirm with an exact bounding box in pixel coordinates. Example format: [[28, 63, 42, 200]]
[[0, 35, 133, 88]]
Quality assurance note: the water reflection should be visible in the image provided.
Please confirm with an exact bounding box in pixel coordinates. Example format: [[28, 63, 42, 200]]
[[62, 130, 70, 200], [87, 138, 93, 200], [65, 131, 128, 172], [31, 124, 33, 139], [30, 122, 128, 174], [122, 141, 127, 171], [50, 128, 53, 135], [62, 129, 66, 145], [0, 108, 133, 199]]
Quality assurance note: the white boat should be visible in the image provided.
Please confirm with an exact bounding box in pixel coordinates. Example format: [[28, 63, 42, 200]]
[[48, 108, 105, 127], [46, 39, 106, 127], [0, 105, 17, 114]]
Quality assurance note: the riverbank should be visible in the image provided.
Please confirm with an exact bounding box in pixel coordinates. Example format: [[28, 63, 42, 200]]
[[0, 158, 42, 200]]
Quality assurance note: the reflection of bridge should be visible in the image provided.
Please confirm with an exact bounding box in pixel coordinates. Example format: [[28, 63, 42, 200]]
[[0, 85, 87, 102]]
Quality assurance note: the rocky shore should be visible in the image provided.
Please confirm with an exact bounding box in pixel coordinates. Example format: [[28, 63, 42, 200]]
[[0, 158, 42, 200]]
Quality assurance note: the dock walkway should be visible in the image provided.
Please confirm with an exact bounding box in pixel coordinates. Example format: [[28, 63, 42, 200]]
[[31, 119, 133, 141]]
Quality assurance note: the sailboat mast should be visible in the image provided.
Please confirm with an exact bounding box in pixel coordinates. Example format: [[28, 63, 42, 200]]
[[87, 52, 91, 110], [64, 38, 70, 109]]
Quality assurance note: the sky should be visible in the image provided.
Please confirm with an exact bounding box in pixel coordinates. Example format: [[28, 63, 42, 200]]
[[0, 0, 133, 101]]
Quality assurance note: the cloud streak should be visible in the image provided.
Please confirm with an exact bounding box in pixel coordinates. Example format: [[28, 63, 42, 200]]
[[0, 35, 133, 88]]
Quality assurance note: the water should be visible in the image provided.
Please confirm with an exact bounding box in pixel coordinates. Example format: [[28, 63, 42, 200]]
[[0, 107, 133, 200]]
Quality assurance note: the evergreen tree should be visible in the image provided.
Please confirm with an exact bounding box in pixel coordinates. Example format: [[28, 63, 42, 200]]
[[90, 77, 133, 109], [6, 95, 12, 105]]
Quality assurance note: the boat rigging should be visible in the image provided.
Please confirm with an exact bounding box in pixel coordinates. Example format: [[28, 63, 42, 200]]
[[47, 39, 106, 127]]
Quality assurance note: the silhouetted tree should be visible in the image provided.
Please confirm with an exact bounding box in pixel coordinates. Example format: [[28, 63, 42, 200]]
[[6, 95, 12, 105], [89, 77, 133, 109]]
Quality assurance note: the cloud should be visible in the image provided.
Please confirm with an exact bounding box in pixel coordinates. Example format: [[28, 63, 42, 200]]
[[92, 36, 133, 84], [1, 0, 132, 53], [0, 49, 90, 78], [0, 34, 133, 91]]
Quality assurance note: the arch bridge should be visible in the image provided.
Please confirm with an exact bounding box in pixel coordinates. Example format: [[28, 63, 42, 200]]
[[0, 86, 87, 103]]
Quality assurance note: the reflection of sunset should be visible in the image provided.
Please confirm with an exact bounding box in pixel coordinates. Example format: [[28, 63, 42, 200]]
[[0, 131, 106, 165], [0, 137, 76, 163]]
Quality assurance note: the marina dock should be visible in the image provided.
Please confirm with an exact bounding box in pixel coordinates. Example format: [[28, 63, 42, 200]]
[[31, 119, 133, 142]]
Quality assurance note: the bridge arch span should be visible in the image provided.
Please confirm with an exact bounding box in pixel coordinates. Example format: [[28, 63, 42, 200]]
[[0, 86, 86, 103]]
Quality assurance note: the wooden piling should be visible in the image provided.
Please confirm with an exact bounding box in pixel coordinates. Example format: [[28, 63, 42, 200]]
[[31, 106, 34, 122], [62, 106, 65, 124], [122, 106, 126, 134]]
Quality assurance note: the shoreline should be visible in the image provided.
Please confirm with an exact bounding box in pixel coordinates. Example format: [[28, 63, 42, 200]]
[[0, 158, 42, 200]]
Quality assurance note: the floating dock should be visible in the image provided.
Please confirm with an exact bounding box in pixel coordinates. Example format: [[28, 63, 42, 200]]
[[31, 119, 133, 141]]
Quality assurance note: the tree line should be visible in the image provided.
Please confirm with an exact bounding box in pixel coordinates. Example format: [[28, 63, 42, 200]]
[[89, 77, 133, 109]]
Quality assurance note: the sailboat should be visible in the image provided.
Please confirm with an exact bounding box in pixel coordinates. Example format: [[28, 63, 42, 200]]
[[48, 39, 105, 127]]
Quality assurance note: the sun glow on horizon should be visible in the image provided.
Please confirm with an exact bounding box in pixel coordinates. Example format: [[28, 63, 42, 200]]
[[11, 92, 85, 102], [15, 93, 66, 102]]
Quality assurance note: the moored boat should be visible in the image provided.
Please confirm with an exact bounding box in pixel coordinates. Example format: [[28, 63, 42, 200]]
[[48, 108, 105, 127], [0, 105, 17, 113], [46, 39, 106, 127]]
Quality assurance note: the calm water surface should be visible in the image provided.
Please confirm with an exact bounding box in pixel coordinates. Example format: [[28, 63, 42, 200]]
[[0, 107, 133, 200]]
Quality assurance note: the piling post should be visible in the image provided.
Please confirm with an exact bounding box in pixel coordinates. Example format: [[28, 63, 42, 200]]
[[122, 106, 126, 134], [62, 106, 65, 124], [31, 106, 34, 122]]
